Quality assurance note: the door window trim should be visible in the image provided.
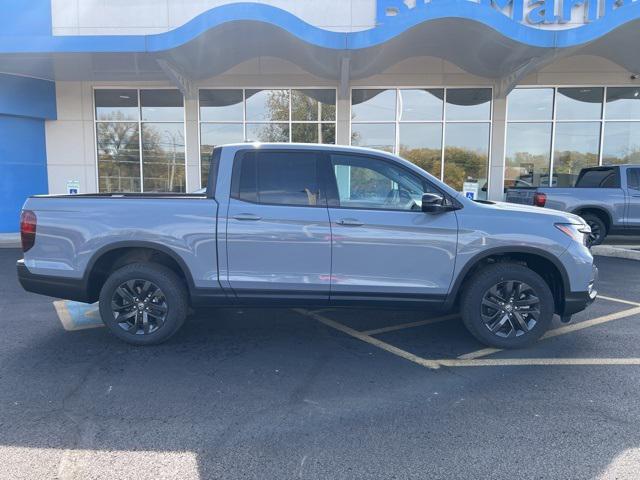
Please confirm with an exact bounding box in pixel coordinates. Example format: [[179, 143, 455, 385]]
[[321, 151, 459, 213], [229, 148, 328, 208]]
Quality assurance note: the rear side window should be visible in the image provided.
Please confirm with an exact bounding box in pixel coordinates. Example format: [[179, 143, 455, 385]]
[[231, 151, 322, 206], [628, 168, 640, 191], [575, 168, 620, 188]]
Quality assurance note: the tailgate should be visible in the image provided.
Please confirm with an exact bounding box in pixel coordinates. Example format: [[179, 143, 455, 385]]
[[505, 189, 535, 205]]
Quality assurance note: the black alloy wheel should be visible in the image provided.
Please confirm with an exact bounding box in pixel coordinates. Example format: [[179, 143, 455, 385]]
[[480, 280, 540, 338], [111, 279, 168, 336], [99, 262, 188, 345]]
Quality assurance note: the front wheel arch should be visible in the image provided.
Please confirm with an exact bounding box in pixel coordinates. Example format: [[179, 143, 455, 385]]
[[446, 249, 568, 315]]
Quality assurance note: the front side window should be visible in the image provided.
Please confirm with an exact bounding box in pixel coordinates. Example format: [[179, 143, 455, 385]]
[[330, 154, 435, 211], [95, 89, 185, 193], [232, 151, 321, 207]]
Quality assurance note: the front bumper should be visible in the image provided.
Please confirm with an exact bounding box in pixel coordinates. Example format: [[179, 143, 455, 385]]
[[562, 264, 598, 316], [17, 259, 91, 302]]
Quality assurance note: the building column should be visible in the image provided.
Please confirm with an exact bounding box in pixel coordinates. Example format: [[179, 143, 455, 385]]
[[184, 96, 201, 192], [336, 91, 351, 146], [488, 95, 507, 201], [335, 56, 351, 146]]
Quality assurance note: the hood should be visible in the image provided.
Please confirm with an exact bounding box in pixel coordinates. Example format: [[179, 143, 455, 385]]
[[474, 200, 585, 224]]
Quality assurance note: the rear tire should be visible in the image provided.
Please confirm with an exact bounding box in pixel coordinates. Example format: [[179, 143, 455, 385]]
[[98, 263, 188, 346], [460, 263, 554, 349], [581, 213, 607, 247]]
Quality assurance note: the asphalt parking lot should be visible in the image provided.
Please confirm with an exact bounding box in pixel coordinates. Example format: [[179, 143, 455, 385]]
[[2, 249, 640, 479]]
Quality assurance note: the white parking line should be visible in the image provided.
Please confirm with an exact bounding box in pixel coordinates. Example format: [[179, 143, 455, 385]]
[[440, 358, 640, 368], [599, 295, 640, 307], [362, 314, 458, 336], [294, 309, 442, 369], [297, 296, 640, 370], [459, 304, 640, 360]]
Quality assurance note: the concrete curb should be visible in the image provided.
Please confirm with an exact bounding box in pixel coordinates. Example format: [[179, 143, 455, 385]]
[[0, 233, 20, 249], [592, 245, 640, 261]]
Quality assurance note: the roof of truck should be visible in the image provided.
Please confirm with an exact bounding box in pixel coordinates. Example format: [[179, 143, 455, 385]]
[[219, 142, 393, 155]]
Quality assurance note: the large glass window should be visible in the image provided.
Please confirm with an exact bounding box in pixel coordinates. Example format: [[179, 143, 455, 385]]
[[603, 122, 640, 165], [606, 87, 640, 120], [199, 88, 337, 187], [351, 87, 492, 199], [95, 89, 185, 193], [553, 122, 601, 187], [507, 86, 640, 191], [444, 123, 490, 193], [556, 87, 603, 120], [505, 123, 552, 188]]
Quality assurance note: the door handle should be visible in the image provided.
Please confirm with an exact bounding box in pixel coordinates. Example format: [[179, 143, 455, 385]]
[[233, 213, 262, 221], [337, 218, 363, 227]]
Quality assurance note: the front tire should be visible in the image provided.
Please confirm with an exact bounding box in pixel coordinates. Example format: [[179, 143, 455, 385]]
[[99, 263, 188, 345], [460, 263, 554, 349]]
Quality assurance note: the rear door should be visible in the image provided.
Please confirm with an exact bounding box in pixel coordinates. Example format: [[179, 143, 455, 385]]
[[225, 149, 331, 302], [324, 152, 458, 304], [625, 167, 640, 227]]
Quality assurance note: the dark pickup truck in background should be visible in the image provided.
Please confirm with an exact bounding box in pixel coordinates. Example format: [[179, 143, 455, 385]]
[[506, 165, 640, 246]]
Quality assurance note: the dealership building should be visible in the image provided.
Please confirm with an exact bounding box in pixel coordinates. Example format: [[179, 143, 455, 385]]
[[1, 0, 640, 233]]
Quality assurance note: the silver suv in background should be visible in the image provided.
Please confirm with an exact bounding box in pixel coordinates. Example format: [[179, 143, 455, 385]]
[[506, 165, 640, 246], [18, 144, 597, 348]]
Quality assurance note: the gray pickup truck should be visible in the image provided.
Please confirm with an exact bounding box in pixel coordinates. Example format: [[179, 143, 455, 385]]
[[506, 165, 640, 246], [17, 144, 597, 348]]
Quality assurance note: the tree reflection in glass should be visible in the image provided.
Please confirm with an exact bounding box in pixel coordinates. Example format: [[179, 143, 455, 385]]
[[141, 123, 186, 192], [97, 119, 141, 192]]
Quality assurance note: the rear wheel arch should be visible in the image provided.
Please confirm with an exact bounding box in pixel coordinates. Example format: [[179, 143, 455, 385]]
[[85, 242, 194, 303], [573, 207, 611, 232]]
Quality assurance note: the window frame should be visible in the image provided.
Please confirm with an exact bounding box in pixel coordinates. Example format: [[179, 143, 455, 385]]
[[198, 87, 339, 188], [323, 151, 453, 213], [93, 86, 187, 193], [349, 86, 493, 195], [229, 149, 327, 209], [505, 85, 640, 190]]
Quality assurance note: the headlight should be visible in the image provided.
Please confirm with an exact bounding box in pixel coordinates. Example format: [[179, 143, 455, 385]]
[[555, 223, 591, 246]]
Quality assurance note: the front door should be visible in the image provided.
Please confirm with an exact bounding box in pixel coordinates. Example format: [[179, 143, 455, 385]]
[[225, 149, 331, 303], [626, 167, 640, 228], [324, 153, 458, 304]]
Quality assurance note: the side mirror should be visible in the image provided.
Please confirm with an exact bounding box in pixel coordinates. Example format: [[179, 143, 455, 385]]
[[421, 193, 456, 214]]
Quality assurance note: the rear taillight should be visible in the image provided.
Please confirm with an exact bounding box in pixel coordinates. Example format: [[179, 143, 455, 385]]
[[20, 210, 37, 252], [533, 192, 547, 207]]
